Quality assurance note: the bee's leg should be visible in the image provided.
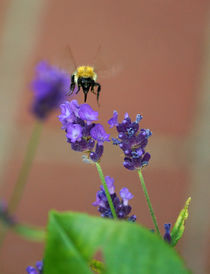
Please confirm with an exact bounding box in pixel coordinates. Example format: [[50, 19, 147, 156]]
[[76, 78, 82, 94], [84, 91, 88, 102], [76, 85, 81, 94], [91, 84, 96, 94], [66, 75, 75, 96], [94, 82, 101, 105]]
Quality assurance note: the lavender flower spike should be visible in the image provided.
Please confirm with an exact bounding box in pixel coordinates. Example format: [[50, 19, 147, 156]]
[[108, 110, 151, 170], [31, 61, 70, 120], [93, 176, 136, 221]]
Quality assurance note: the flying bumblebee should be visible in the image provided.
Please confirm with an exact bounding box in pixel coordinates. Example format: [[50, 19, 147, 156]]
[[62, 46, 121, 104], [66, 65, 101, 103]]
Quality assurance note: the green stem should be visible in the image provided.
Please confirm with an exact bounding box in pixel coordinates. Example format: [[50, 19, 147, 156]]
[[0, 121, 42, 250], [95, 162, 117, 219], [14, 224, 46, 242], [8, 121, 43, 213], [137, 169, 160, 235]]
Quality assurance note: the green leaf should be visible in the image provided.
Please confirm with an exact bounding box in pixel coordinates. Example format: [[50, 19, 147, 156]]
[[171, 197, 191, 247], [14, 224, 45, 242], [44, 211, 189, 274]]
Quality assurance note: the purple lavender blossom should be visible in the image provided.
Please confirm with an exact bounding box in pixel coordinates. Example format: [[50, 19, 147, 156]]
[[0, 200, 16, 227], [26, 261, 43, 274], [93, 176, 136, 221], [31, 61, 70, 119], [163, 223, 171, 243], [109, 111, 151, 170], [59, 100, 109, 162]]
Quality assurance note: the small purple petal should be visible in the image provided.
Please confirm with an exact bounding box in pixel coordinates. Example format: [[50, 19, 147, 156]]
[[92, 191, 106, 207], [58, 101, 75, 129], [141, 128, 152, 138], [100, 176, 115, 194], [66, 124, 83, 143], [123, 157, 135, 170], [120, 187, 134, 205], [108, 110, 118, 128], [71, 139, 88, 152], [112, 138, 121, 145], [164, 223, 171, 243], [128, 215, 136, 222], [78, 104, 98, 123], [90, 124, 110, 145], [164, 223, 171, 232], [124, 113, 129, 119], [136, 114, 143, 123], [26, 266, 38, 274], [89, 143, 104, 162], [87, 139, 95, 150], [142, 152, 151, 166], [36, 261, 43, 272], [69, 99, 80, 117], [131, 148, 143, 158]]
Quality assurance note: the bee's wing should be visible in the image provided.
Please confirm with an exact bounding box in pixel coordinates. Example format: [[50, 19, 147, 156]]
[[93, 46, 123, 79], [54, 45, 78, 73], [95, 64, 123, 79], [63, 45, 78, 72], [40, 45, 77, 74]]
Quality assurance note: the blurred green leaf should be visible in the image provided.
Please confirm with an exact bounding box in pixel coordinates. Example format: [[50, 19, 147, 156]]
[[14, 224, 45, 242], [171, 197, 191, 247], [44, 211, 189, 274]]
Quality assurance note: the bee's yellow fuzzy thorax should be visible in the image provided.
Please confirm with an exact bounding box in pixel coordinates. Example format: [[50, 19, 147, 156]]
[[76, 66, 95, 78]]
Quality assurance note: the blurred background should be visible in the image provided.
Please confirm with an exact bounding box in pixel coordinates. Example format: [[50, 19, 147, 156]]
[[0, 0, 210, 273]]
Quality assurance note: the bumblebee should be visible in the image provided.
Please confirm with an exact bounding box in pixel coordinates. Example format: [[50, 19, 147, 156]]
[[67, 66, 101, 104]]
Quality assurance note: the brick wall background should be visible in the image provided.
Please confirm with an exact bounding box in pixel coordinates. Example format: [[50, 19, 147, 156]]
[[0, 0, 210, 273]]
